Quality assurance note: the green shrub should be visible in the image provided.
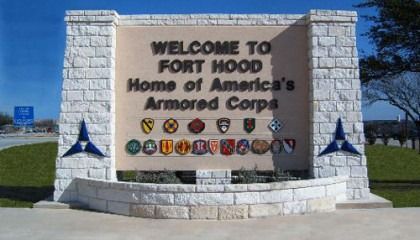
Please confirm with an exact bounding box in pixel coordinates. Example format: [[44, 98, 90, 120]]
[[272, 167, 299, 181], [135, 170, 181, 184], [234, 166, 265, 184], [232, 166, 300, 184]]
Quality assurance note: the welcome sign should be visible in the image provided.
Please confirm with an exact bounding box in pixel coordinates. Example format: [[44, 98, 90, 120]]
[[55, 11, 370, 203], [115, 26, 309, 170]]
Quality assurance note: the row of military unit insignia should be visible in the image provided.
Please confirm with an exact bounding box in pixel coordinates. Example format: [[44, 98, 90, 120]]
[[126, 138, 296, 156], [142, 117, 283, 134]]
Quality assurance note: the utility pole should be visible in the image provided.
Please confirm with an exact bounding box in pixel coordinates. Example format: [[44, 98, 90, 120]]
[[405, 112, 409, 148], [416, 119, 420, 154]]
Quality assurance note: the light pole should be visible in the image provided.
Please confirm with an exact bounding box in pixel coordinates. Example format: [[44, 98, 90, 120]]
[[416, 119, 420, 154], [405, 112, 409, 148]]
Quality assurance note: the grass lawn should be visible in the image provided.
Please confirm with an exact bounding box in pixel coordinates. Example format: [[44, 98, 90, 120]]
[[0, 198, 33, 208], [371, 189, 420, 208], [0, 142, 57, 207], [366, 145, 420, 182], [0, 142, 419, 208], [366, 144, 420, 207]]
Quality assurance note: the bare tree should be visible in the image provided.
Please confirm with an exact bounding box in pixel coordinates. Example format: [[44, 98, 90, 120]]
[[364, 72, 420, 151]]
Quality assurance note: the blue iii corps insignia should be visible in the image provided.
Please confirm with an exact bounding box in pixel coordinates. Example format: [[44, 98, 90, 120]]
[[318, 118, 361, 156], [143, 139, 157, 155]]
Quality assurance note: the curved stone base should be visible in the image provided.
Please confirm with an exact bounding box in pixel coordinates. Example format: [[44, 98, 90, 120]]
[[74, 176, 347, 219]]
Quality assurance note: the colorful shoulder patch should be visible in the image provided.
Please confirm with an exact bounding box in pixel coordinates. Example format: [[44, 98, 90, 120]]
[[220, 139, 235, 155], [217, 118, 230, 133], [163, 118, 178, 133], [208, 139, 219, 154], [126, 139, 141, 155], [271, 140, 282, 154], [175, 139, 192, 155], [143, 139, 157, 155], [192, 139, 208, 155], [283, 139, 296, 154], [188, 118, 205, 134], [160, 139, 173, 155], [251, 139, 270, 154], [236, 139, 250, 155], [268, 118, 283, 133], [141, 118, 154, 134], [243, 118, 256, 133]]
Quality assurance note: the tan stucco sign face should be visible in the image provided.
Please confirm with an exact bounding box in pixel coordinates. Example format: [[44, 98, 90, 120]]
[[115, 26, 309, 170]]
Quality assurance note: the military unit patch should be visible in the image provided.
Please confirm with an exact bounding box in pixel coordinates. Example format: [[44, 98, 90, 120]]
[[175, 139, 192, 155], [208, 139, 219, 154], [141, 118, 154, 134], [188, 118, 205, 134], [243, 118, 256, 133], [138, 118, 292, 134], [217, 118, 230, 133], [192, 139, 208, 155], [132, 117, 296, 156], [236, 139, 250, 155], [124, 138, 296, 156], [143, 139, 157, 155], [271, 140, 282, 154], [268, 118, 283, 133], [220, 139, 235, 155], [251, 139, 270, 154], [160, 139, 173, 155], [163, 118, 178, 133], [283, 139, 296, 154], [126, 139, 141, 155]]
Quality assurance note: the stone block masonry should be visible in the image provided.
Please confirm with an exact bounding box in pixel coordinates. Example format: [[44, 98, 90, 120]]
[[196, 170, 231, 185], [306, 10, 369, 199], [54, 9, 369, 203], [55, 10, 118, 202], [76, 176, 347, 219]]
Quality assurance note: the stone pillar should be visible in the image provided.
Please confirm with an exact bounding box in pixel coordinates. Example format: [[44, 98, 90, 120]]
[[54, 10, 119, 202], [307, 10, 369, 199]]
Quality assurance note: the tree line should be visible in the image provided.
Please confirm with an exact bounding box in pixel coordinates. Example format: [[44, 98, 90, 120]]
[[356, 0, 419, 151], [0, 112, 56, 129]]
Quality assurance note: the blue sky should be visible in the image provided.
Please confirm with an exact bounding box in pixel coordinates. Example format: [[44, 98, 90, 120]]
[[0, 0, 405, 120]]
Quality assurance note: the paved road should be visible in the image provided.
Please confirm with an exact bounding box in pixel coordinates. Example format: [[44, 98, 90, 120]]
[[0, 136, 58, 150], [0, 208, 418, 240]]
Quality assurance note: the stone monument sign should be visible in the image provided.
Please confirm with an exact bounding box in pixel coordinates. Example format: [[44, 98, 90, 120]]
[[54, 10, 369, 206]]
